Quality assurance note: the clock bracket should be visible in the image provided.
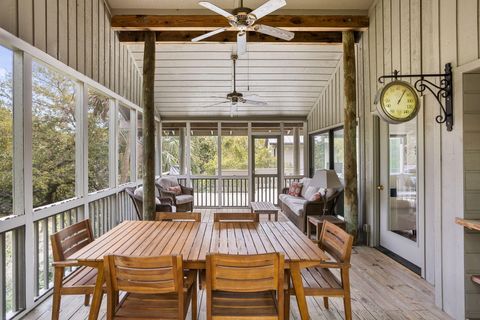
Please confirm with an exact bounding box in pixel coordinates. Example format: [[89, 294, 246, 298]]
[[378, 63, 453, 131]]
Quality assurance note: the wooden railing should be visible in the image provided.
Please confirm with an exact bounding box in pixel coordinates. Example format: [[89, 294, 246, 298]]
[[253, 174, 278, 205], [191, 177, 218, 208], [221, 177, 249, 207]]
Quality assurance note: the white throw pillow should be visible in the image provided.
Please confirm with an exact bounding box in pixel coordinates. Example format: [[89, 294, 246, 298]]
[[303, 186, 319, 201]]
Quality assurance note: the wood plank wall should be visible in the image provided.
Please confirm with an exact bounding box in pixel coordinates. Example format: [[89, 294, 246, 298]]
[[0, 0, 142, 106], [463, 73, 480, 318], [307, 61, 344, 132], [307, 44, 364, 134], [356, 0, 480, 318]]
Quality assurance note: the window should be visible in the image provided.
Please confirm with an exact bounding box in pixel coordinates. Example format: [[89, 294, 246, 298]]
[[118, 105, 131, 184], [88, 89, 110, 192], [32, 61, 76, 208], [221, 123, 248, 176], [136, 113, 143, 180], [190, 123, 218, 176], [311, 132, 330, 174], [161, 123, 186, 176], [333, 129, 344, 181], [283, 124, 304, 176], [0, 46, 13, 217]]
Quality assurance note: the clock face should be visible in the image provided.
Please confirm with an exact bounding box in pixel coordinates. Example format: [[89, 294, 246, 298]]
[[377, 81, 419, 123]]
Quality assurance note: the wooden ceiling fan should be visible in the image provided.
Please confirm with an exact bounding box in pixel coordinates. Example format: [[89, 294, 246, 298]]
[[192, 0, 294, 55]]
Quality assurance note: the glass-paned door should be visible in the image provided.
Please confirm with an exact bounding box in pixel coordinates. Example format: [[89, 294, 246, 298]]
[[379, 118, 423, 269], [252, 136, 280, 204]]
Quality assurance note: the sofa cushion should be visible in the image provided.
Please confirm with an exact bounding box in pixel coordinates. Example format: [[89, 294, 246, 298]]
[[299, 178, 312, 198], [134, 187, 161, 204], [281, 194, 307, 216], [176, 194, 193, 205], [158, 176, 180, 189], [303, 186, 320, 201]]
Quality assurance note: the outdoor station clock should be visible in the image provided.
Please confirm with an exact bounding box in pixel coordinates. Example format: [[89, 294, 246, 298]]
[[376, 80, 420, 124]]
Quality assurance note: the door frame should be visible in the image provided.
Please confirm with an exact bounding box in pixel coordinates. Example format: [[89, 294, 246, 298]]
[[250, 135, 282, 203], [376, 100, 426, 276]]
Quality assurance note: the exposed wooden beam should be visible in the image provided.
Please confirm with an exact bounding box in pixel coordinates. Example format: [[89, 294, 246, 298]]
[[118, 31, 346, 43], [142, 31, 156, 221], [112, 15, 369, 32], [342, 30, 358, 240]]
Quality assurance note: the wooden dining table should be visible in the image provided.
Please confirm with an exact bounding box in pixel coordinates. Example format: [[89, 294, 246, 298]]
[[69, 220, 329, 320]]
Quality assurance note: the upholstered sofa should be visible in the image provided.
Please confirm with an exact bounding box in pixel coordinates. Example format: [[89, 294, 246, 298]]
[[279, 177, 343, 233], [155, 176, 194, 212]]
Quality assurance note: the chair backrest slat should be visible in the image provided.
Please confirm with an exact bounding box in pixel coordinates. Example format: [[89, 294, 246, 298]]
[[213, 212, 259, 223], [207, 253, 283, 293], [50, 219, 94, 262], [156, 212, 201, 222], [105, 255, 182, 295], [319, 221, 354, 263]]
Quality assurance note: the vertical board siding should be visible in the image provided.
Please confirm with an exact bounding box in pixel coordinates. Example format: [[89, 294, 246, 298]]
[[361, 0, 480, 318], [33, 0, 47, 52], [0, 0, 142, 104], [307, 61, 344, 132], [77, 0, 85, 74], [18, 0, 33, 44], [46, 0, 58, 58], [463, 74, 480, 317]]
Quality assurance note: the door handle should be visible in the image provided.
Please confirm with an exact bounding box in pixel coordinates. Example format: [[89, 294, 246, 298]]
[[377, 185, 384, 191]]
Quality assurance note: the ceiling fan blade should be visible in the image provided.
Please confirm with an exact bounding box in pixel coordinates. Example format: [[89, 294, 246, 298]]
[[242, 99, 268, 106], [250, 0, 286, 20], [191, 28, 228, 42], [198, 2, 233, 18], [204, 100, 230, 108], [237, 32, 247, 55], [254, 24, 294, 41]]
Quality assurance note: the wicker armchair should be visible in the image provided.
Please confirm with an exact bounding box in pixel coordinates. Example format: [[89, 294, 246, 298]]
[[125, 187, 173, 220], [155, 177, 194, 212]]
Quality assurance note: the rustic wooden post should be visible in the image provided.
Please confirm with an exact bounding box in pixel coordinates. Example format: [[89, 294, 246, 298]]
[[142, 31, 156, 220], [342, 31, 358, 238]]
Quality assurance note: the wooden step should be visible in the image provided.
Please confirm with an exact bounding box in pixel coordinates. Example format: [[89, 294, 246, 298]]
[[472, 275, 480, 286]]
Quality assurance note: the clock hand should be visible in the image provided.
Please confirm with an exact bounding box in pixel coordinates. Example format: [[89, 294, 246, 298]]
[[397, 89, 406, 104]]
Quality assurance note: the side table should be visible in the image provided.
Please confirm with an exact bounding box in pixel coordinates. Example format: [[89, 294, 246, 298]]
[[307, 215, 346, 242]]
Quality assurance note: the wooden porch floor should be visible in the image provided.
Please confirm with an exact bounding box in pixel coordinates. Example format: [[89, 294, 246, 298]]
[[23, 209, 452, 320]]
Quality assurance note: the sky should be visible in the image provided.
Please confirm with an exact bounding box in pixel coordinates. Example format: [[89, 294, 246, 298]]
[[0, 45, 12, 78]]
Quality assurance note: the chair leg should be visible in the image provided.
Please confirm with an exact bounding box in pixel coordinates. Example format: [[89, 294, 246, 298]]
[[284, 290, 290, 320], [323, 297, 329, 309], [191, 281, 197, 320], [343, 296, 352, 320], [51, 268, 63, 320], [84, 294, 91, 306]]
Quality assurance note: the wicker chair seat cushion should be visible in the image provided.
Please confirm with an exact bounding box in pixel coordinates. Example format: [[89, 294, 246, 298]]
[[175, 195, 193, 205]]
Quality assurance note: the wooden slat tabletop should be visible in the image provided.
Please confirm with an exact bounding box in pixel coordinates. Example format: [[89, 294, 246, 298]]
[[69, 221, 328, 267]]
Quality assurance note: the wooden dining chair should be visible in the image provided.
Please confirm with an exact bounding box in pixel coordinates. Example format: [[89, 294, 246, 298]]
[[206, 253, 284, 320], [156, 212, 201, 222], [104, 255, 197, 320], [213, 212, 260, 222], [50, 219, 97, 320], [286, 221, 354, 320]]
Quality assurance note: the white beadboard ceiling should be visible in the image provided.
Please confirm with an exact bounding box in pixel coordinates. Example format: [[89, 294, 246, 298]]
[[127, 42, 343, 119], [107, 0, 373, 14]]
